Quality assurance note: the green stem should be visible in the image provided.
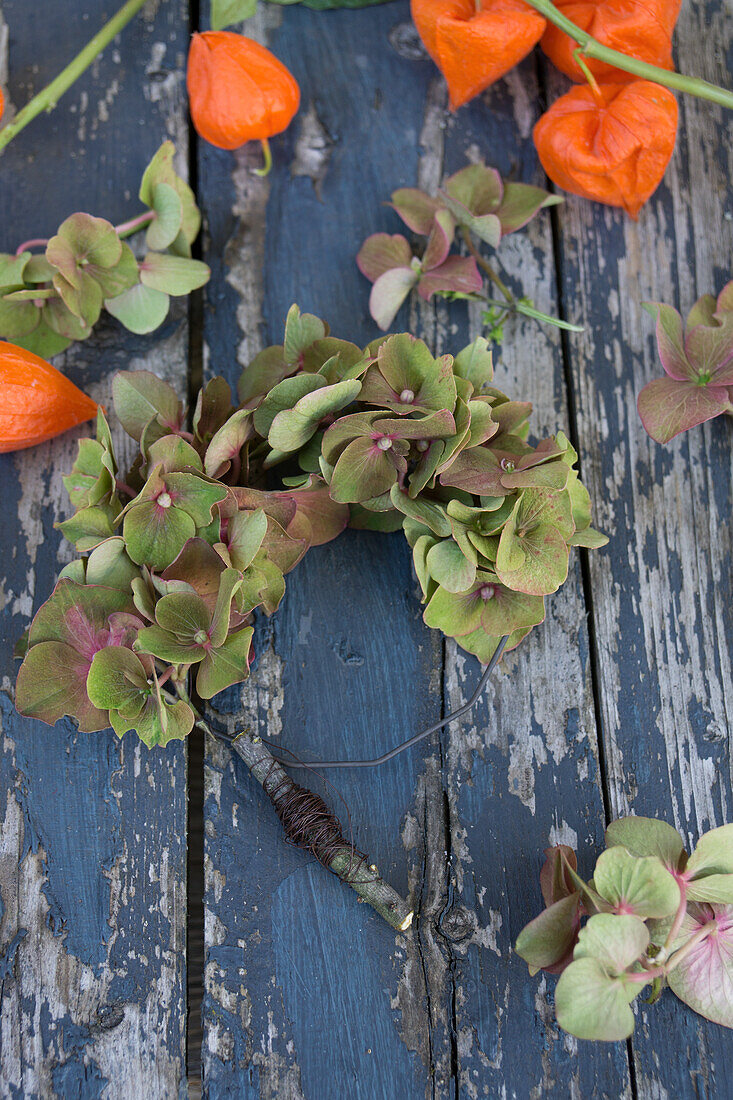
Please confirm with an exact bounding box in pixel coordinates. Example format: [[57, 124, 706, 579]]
[[461, 228, 514, 303], [115, 210, 156, 239], [0, 0, 150, 154], [656, 881, 688, 963], [253, 138, 273, 178], [665, 920, 718, 973], [524, 0, 733, 109]]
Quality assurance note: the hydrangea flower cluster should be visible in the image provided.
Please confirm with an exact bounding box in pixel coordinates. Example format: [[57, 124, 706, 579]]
[[15, 305, 605, 746]]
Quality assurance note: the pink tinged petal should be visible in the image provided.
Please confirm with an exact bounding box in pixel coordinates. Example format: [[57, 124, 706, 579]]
[[15, 641, 110, 733], [645, 302, 697, 380], [356, 233, 413, 282], [421, 210, 455, 272], [369, 267, 419, 330], [685, 312, 733, 383], [63, 606, 105, 662], [717, 281, 733, 313], [668, 905, 733, 1029], [637, 378, 731, 444], [417, 256, 482, 302], [389, 188, 443, 234]]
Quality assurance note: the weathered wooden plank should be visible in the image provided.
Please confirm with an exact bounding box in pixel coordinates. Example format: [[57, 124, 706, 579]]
[[431, 64, 632, 1096], [198, 5, 457, 1096], [0, 2, 190, 1095], [550, 0, 733, 1091]]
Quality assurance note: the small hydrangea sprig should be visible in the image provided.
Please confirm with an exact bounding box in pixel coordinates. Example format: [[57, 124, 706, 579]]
[[14, 305, 605, 926], [515, 816, 733, 1040], [0, 142, 209, 359], [356, 160, 583, 340], [637, 279, 733, 443]]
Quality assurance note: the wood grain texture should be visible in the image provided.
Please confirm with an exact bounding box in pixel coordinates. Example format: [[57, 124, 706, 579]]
[[198, 5, 450, 1096], [435, 62, 631, 1098], [548, 0, 733, 1094], [0, 2, 190, 1096]]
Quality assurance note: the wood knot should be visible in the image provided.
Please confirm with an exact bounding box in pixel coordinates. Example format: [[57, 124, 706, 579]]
[[97, 1003, 125, 1031], [437, 904, 475, 944]]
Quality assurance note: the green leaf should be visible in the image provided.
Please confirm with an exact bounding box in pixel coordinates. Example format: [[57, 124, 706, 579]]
[[92, 243, 140, 299], [283, 303, 328, 366], [686, 826, 733, 879], [139, 141, 201, 248], [329, 436, 399, 503], [123, 500, 196, 571], [63, 439, 114, 510], [204, 409, 253, 477], [0, 294, 42, 339], [193, 379, 234, 451], [148, 434, 203, 474], [0, 251, 31, 291], [515, 893, 580, 975], [389, 485, 451, 537], [146, 182, 184, 250], [554, 957, 642, 1041], [424, 577, 545, 638], [361, 333, 457, 415], [86, 646, 150, 713], [211, 0, 258, 27], [112, 692, 194, 748], [47, 213, 122, 276], [495, 490, 572, 596], [268, 379, 362, 453], [112, 370, 182, 441], [23, 255, 55, 284], [425, 539, 476, 594], [453, 337, 494, 391], [368, 267, 417, 330], [57, 560, 87, 584], [86, 538, 140, 591], [139, 252, 210, 296], [605, 816, 686, 872], [685, 876, 733, 904], [42, 296, 92, 341], [52, 269, 103, 327], [105, 282, 170, 334], [196, 627, 254, 699], [16, 580, 135, 732], [134, 623, 203, 664], [593, 847, 681, 919], [574, 913, 650, 973], [254, 374, 324, 438], [226, 509, 268, 571], [209, 569, 243, 646], [495, 182, 562, 234], [56, 503, 118, 552], [164, 473, 227, 527], [15, 322, 72, 358], [155, 591, 211, 640], [237, 345, 290, 407]]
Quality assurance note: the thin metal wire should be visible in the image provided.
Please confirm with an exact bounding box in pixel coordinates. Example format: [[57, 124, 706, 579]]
[[270, 636, 509, 770]]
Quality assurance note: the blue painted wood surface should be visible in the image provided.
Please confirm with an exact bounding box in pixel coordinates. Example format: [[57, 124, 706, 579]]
[[1, 0, 732, 1096], [0, 2, 190, 1095]]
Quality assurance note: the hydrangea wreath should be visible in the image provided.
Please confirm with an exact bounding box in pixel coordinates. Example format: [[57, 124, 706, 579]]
[[15, 305, 606, 929]]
